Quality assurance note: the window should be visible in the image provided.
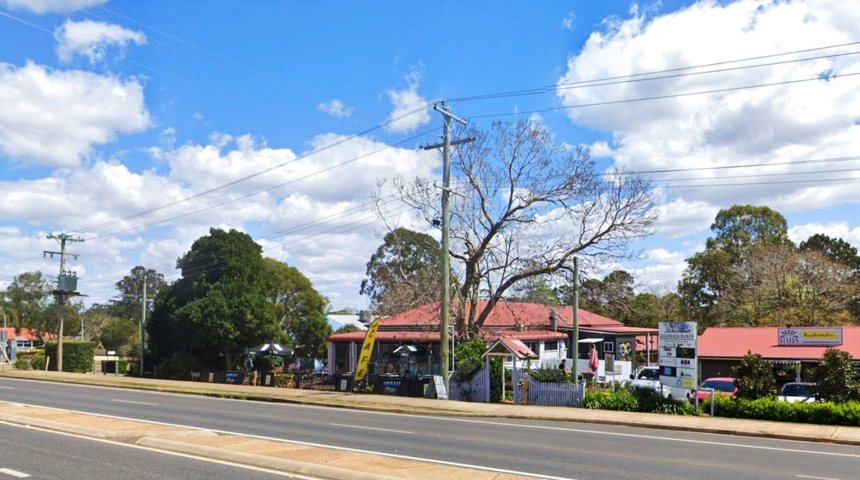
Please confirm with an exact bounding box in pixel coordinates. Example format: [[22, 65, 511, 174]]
[[544, 341, 558, 351], [524, 341, 539, 354], [603, 341, 614, 354]]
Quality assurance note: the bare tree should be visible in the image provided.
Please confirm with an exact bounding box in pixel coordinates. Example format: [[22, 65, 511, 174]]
[[379, 121, 656, 336]]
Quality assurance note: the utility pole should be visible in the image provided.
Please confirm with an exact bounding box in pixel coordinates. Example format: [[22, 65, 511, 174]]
[[44, 233, 83, 373], [422, 102, 473, 393], [571, 257, 580, 384], [140, 270, 146, 377]]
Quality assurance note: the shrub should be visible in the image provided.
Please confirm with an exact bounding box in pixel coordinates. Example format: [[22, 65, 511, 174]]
[[637, 390, 697, 415], [102, 360, 129, 374], [713, 396, 860, 427], [812, 348, 860, 403], [584, 387, 638, 411], [155, 352, 202, 379], [45, 341, 95, 373], [529, 367, 569, 383], [733, 351, 777, 400]]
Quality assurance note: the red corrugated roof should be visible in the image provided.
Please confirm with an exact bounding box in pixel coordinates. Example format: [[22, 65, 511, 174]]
[[1, 328, 54, 341], [328, 328, 567, 343], [375, 300, 625, 330], [699, 327, 860, 360]]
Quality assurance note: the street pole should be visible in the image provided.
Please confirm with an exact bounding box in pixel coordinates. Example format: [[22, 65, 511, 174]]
[[422, 102, 472, 394], [140, 270, 146, 377], [44, 233, 83, 373], [572, 257, 580, 384]]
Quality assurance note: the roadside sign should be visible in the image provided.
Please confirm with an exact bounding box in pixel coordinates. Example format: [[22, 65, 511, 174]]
[[658, 322, 698, 391]]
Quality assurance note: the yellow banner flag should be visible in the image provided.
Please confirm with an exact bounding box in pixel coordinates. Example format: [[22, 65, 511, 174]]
[[353, 317, 381, 384]]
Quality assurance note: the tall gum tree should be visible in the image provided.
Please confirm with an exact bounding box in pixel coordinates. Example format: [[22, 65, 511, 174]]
[[380, 121, 656, 336]]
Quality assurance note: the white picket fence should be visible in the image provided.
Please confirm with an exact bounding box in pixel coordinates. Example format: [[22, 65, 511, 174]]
[[513, 371, 585, 407], [448, 367, 491, 402]]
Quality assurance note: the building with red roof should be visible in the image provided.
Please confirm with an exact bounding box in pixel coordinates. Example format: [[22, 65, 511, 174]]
[[698, 326, 860, 382], [326, 300, 657, 377]]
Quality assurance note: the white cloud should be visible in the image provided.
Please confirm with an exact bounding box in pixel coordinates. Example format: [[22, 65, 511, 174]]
[[0, 62, 151, 167], [0, 130, 439, 309], [561, 11, 576, 30], [788, 222, 860, 247], [628, 248, 688, 288], [55, 19, 146, 64], [589, 140, 614, 158], [653, 198, 719, 238], [317, 99, 353, 118], [557, 0, 860, 213], [0, 0, 106, 14], [384, 70, 432, 133]]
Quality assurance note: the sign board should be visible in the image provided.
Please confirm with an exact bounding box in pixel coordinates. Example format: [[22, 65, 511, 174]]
[[658, 321, 698, 390], [604, 354, 615, 374], [426, 374, 448, 400], [778, 327, 842, 346], [353, 318, 381, 384], [106, 350, 116, 356]]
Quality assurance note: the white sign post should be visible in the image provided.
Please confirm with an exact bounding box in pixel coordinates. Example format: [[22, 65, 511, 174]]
[[658, 322, 698, 398]]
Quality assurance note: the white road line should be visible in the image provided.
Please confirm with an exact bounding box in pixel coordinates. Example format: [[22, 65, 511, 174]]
[[3, 379, 856, 454], [0, 422, 304, 479], [0, 402, 572, 480], [0, 386, 13, 390], [329, 423, 413, 434], [111, 399, 158, 406], [0, 468, 30, 478], [797, 475, 847, 480]]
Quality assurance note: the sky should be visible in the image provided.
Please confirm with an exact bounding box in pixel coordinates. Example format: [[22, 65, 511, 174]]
[[1, 0, 859, 311]]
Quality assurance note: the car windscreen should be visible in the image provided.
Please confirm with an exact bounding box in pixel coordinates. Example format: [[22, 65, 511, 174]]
[[637, 369, 659, 380], [701, 380, 735, 392], [782, 384, 811, 396]]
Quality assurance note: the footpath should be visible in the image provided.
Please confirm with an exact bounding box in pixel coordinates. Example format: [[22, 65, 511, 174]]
[[1, 368, 859, 479]]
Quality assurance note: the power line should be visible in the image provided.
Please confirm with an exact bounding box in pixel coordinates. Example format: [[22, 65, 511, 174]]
[[469, 71, 860, 120], [450, 40, 860, 103], [650, 167, 860, 183], [0, 10, 52, 33], [606, 155, 860, 176], [661, 177, 860, 189], [82, 126, 439, 240]]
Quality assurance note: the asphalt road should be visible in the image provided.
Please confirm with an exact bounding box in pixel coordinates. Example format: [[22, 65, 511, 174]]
[[0, 421, 298, 480], [1, 377, 859, 480]]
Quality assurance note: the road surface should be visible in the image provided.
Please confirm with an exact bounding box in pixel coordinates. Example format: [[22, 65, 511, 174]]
[[1, 377, 858, 480], [0, 421, 298, 480]]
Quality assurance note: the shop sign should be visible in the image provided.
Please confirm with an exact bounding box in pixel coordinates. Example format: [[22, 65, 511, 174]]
[[778, 328, 842, 346], [659, 322, 698, 390]]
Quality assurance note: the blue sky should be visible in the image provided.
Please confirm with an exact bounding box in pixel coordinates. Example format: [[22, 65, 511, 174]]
[[1, 0, 859, 310]]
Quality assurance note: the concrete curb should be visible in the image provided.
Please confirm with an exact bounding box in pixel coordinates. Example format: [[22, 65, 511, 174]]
[[137, 436, 403, 480], [0, 411, 109, 439]]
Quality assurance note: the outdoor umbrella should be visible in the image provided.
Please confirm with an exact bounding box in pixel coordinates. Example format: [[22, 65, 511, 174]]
[[588, 344, 600, 374], [248, 342, 294, 357]]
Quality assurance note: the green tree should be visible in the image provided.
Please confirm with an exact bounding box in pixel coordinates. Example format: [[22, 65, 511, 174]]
[[626, 290, 685, 328], [799, 234, 860, 272], [679, 205, 792, 327], [334, 324, 360, 334], [263, 258, 330, 362], [812, 348, 860, 403], [732, 351, 777, 400], [360, 228, 442, 316], [559, 270, 635, 321], [148, 228, 281, 372], [100, 318, 139, 354], [4, 271, 52, 336], [508, 275, 559, 306], [110, 266, 166, 322]]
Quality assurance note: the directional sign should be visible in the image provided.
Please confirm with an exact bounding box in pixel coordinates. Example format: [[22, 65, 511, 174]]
[[658, 322, 698, 391]]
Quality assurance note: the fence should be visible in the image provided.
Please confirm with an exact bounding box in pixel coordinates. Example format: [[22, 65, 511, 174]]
[[448, 367, 491, 402], [514, 371, 585, 407]]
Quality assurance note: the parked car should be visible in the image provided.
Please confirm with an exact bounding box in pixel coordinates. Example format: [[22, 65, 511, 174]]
[[780, 382, 815, 403], [630, 366, 669, 397], [692, 377, 738, 404]]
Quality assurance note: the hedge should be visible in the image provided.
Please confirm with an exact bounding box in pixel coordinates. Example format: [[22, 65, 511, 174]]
[[45, 341, 96, 373], [584, 387, 697, 415], [713, 396, 860, 427], [101, 360, 129, 375], [14, 355, 46, 370]]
